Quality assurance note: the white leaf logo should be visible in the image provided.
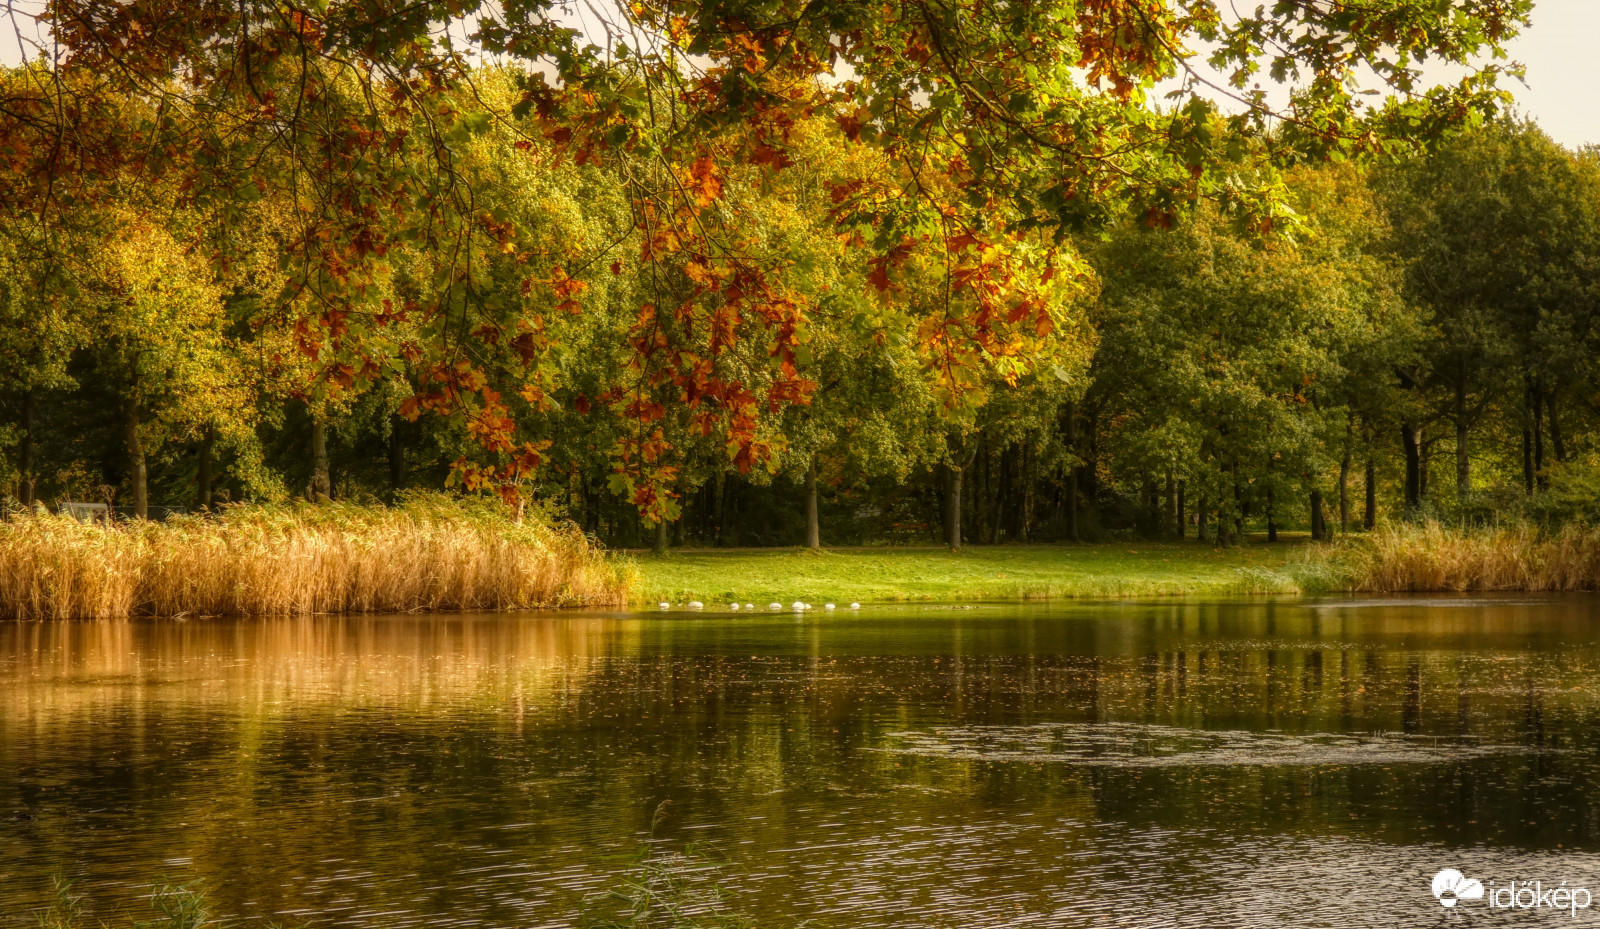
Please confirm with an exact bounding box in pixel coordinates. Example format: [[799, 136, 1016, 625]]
[[1432, 869, 1486, 908]]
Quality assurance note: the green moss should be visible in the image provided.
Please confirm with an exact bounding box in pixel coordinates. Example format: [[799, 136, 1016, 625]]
[[628, 543, 1307, 605]]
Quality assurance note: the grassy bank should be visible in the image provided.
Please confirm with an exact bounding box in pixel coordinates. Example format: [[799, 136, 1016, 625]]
[[8, 510, 1588, 621], [0, 495, 630, 620], [633, 542, 1313, 605], [638, 523, 1600, 605]]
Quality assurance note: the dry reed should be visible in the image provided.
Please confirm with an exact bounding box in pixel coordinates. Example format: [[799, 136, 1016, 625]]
[[1327, 521, 1600, 593], [0, 495, 631, 620]]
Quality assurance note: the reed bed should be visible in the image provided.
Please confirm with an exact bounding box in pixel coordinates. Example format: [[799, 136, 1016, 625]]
[[0, 495, 630, 620], [1318, 522, 1600, 593]]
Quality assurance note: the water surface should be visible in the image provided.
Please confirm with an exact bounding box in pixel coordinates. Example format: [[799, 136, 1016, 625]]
[[3, 597, 1600, 926]]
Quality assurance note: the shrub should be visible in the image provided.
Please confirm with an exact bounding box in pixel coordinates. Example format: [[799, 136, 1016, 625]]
[[0, 493, 631, 620], [1308, 521, 1600, 593]]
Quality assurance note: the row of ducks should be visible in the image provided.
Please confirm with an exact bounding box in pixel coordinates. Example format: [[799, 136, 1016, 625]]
[[657, 601, 860, 612]]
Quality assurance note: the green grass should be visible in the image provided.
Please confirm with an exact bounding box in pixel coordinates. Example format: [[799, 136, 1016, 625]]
[[629, 542, 1319, 606], [38, 877, 214, 929]]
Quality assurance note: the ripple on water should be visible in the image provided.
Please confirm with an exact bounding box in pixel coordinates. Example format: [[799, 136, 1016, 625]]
[[873, 721, 1543, 768], [1311, 597, 1562, 609], [730, 818, 1600, 928]]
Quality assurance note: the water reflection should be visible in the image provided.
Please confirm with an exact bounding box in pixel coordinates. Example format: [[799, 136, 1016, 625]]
[[0, 597, 1598, 926], [875, 722, 1539, 766]]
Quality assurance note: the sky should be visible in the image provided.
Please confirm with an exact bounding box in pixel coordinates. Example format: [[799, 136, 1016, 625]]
[[1, 0, 1596, 148], [1474, 0, 1600, 148]]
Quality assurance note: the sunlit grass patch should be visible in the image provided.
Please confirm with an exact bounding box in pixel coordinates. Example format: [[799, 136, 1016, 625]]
[[631, 543, 1305, 606]]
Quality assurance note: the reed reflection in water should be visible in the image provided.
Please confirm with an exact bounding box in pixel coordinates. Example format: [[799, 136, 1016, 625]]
[[2, 598, 1599, 927]]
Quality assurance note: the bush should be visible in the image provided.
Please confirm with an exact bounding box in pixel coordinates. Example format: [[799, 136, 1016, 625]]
[[1307, 521, 1600, 593], [0, 493, 631, 620]]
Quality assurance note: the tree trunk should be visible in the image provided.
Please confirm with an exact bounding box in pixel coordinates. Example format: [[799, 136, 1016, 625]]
[[1533, 386, 1547, 489], [1196, 496, 1208, 543], [989, 441, 1002, 544], [387, 417, 405, 503], [583, 480, 601, 536], [1364, 456, 1377, 531], [1063, 401, 1080, 543], [1419, 434, 1431, 499], [1265, 487, 1278, 543], [993, 444, 1009, 544], [1224, 477, 1241, 546], [1020, 445, 1035, 542], [1402, 422, 1422, 512], [1175, 480, 1185, 540], [1218, 467, 1239, 546], [994, 441, 1015, 543], [1454, 369, 1470, 500], [1337, 449, 1350, 535], [126, 396, 147, 519], [1164, 471, 1176, 539], [653, 517, 669, 555], [309, 415, 331, 502], [990, 444, 1002, 543], [971, 443, 984, 543], [1548, 389, 1568, 462], [1008, 445, 1028, 542], [1310, 490, 1325, 542], [803, 464, 820, 549], [672, 475, 688, 547], [18, 391, 34, 505], [1522, 425, 1535, 497], [940, 463, 963, 550], [1066, 467, 1080, 542], [196, 424, 215, 509], [713, 470, 728, 546]]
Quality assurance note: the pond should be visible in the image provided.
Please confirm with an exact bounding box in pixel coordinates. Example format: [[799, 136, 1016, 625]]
[[3, 597, 1600, 927]]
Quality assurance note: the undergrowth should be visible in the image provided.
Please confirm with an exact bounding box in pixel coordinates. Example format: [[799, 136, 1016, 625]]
[[0, 493, 631, 620], [1304, 521, 1600, 593]]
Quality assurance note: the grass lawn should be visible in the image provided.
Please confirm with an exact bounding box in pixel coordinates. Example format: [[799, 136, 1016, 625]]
[[627, 542, 1313, 605]]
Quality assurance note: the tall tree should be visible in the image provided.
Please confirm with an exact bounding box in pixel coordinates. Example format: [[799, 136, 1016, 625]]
[[1379, 122, 1600, 513], [1088, 165, 1401, 542], [0, 0, 1531, 515]]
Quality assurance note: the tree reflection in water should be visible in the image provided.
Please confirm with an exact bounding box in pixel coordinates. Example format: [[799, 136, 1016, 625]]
[[1, 597, 1598, 927]]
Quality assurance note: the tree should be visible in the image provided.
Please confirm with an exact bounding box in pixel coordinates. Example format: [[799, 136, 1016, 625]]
[[1379, 122, 1600, 514], [0, 219, 86, 505], [72, 204, 247, 516], [0, 0, 1531, 516], [1087, 165, 1401, 543]]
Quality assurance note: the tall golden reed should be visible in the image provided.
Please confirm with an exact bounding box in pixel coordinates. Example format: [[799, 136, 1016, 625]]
[[1335, 521, 1600, 593], [0, 495, 631, 620]]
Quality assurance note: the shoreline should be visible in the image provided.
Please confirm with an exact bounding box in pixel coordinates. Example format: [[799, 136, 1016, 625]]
[[5, 517, 1594, 619], [627, 522, 1600, 607]]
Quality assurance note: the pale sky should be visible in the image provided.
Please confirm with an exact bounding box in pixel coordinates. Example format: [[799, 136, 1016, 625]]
[[1478, 0, 1600, 148], [2, 0, 1596, 148]]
